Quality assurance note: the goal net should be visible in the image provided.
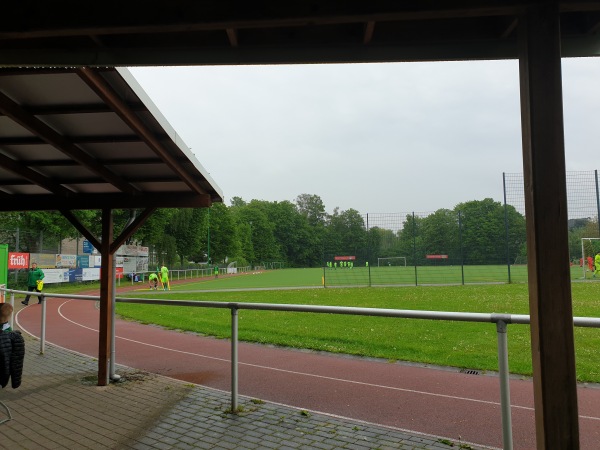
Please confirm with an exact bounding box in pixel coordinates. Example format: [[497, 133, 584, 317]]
[[260, 261, 285, 270], [581, 238, 600, 278], [377, 257, 407, 267]]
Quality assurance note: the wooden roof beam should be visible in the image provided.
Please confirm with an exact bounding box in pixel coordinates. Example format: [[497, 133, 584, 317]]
[[0, 91, 140, 195], [363, 21, 375, 44], [226, 28, 238, 47], [76, 67, 208, 195], [0, 153, 73, 196], [0, 192, 212, 211]]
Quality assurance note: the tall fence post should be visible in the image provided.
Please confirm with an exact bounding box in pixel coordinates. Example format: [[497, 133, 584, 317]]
[[503, 172, 512, 283], [412, 212, 418, 286], [231, 306, 239, 412], [367, 214, 371, 287], [40, 293, 46, 355], [458, 210, 465, 285], [9, 292, 15, 330], [110, 255, 120, 381], [494, 315, 514, 450], [595, 170, 600, 237]]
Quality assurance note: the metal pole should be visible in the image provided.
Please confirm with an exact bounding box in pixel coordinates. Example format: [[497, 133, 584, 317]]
[[40, 293, 46, 355], [596, 170, 600, 237], [412, 212, 418, 286], [231, 307, 239, 412], [110, 255, 120, 381], [367, 214, 371, 287], [9, 292, 14, 330], [496, 319, 514, 450], [14, 228, 19, 285], [582, 239, 586, 279], [503, 173, 512, 283], [458, 210, 465, 285]]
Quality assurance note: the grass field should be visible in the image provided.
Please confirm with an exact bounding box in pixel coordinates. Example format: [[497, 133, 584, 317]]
[[116, 269, 600, 383], [325, 264, 592, 286], [162, 265, 594, 290]]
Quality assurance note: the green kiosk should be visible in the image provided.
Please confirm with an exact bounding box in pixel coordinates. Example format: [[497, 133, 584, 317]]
[[0, 244, 7, 303]]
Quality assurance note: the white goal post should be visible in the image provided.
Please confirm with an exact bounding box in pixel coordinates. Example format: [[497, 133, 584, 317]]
[[581, 237, 600, 278], [377, 257, 407, 267], [226, 261, 238, 274]]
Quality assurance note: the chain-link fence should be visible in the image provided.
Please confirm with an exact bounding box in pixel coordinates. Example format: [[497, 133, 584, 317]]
[[323, 171, 600, 287]]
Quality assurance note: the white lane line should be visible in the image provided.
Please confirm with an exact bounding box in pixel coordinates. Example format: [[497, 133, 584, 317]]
[[41, 299, 599, 422]]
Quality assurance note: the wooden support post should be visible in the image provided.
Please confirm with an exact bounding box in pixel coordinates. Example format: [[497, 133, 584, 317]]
[[518, 4, 579, 449], [98, 209, 114, 386]]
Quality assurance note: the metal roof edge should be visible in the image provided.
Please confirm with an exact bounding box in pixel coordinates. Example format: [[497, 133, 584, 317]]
[[115, 67, 224, 202]]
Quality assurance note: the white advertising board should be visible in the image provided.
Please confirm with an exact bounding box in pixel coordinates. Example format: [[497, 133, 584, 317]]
[[82, 268, 100, 281], [56, 254, 77, 268], [43, 269, 70, 284]]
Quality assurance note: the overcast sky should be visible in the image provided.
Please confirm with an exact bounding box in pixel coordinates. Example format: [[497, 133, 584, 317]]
[[128, 58, 600, 215]]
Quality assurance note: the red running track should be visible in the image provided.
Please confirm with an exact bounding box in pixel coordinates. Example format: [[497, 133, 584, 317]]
[[15, 296, 600, 450]]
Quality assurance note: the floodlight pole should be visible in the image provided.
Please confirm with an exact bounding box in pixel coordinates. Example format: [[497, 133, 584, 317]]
[[595, 170, 600, 236]]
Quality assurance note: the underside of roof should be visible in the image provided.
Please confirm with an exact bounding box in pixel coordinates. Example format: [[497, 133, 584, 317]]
[[0, 67, 223, 211], [1, 1, 600, 66]]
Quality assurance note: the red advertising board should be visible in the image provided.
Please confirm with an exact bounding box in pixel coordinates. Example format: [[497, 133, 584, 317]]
[[8, 252, 30, 269], [334, 256, 356, 261], [425, 254, 448, 259]]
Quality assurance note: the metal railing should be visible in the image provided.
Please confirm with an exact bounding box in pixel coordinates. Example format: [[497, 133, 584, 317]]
[[3, 287, 599, 450]]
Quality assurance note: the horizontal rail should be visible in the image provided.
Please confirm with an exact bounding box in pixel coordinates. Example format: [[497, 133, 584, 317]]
[[114, 297, 600, 328], [6, 288, 599, 327]]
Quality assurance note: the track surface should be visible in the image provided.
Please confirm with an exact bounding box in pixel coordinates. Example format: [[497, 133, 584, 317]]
[[15, 291, 600, 450]]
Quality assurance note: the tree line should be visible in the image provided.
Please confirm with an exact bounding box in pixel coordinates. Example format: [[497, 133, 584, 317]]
[[2, 195, 597, 268]]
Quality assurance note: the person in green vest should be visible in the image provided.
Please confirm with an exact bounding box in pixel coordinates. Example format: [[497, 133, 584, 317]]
[[160, 264, 170, 290], [21, 262, 45, 306], [214, 265, 219, 279], [594, 251, 600, 278], [148, 272, 159, 290]]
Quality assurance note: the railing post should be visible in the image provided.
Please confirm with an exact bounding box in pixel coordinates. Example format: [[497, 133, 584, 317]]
[[9, 292, 15, 330], [495, 318, 513, 450], [110, 256, 121, 381], [231, 306, 239, 412], [40, 293, 46, 355]]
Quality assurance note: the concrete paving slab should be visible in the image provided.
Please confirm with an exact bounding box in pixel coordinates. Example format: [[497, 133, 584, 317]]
[[0, 332, 490, 450]]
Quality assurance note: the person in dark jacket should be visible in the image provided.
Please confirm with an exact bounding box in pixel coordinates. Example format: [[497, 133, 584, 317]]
[[0, 304, 13, 332], [0, 330, 24, 389], [21, 262, 45, 306]]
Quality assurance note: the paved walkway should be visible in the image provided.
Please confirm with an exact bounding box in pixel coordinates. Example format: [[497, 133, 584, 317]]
[[0, 332, 488, 450]]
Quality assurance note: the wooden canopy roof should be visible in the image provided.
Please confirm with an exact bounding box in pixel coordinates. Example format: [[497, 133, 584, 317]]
[[0, 67, 223, 212], [0, 1, 599, 66]]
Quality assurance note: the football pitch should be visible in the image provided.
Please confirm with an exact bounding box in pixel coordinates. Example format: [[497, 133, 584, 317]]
[[118, 267, 600, 383], [165, 264, 592, 291]]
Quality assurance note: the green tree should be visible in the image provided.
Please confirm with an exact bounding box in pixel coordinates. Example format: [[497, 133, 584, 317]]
[[296, 194, 327, 228], [397, 214, 422, 265], [207, 203, 240, 264], [454, 198, 526, 265], [419, 209, 460, 262], [165, 208, 206, 267], [325, 208, 367, 260], [295, 194, 327, 266]]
